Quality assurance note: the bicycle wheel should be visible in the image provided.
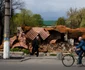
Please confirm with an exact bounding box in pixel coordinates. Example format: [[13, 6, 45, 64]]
[[82, 56, 85, 66], [62, 54, 75, 67]]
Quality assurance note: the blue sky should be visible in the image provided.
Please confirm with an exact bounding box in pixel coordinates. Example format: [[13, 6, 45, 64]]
[[23, 0, 85, 20]]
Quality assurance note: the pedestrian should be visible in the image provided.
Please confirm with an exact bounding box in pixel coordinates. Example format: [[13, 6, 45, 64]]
[[75, 36, 85, 66], [31, 36, 40, 57]]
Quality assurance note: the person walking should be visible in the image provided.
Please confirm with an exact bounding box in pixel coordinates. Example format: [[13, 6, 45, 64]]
[[31, 36, 40, 57]]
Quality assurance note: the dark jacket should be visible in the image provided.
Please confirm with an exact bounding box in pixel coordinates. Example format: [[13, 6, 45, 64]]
[[32, 38, 39, 48], [76, 40, 85, 51]]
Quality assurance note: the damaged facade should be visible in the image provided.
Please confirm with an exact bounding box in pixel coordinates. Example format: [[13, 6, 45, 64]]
[[1, 25, 85, 53]]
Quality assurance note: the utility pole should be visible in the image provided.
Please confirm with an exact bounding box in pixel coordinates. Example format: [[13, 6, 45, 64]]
[[3, 0, 11, 59]]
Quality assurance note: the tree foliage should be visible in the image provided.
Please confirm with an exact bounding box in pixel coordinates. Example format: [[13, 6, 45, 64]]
[[66, 8, 85, 28], [10, 9, 44, 36], [56, 17, 66, 25], [31, 14, 44, 26]]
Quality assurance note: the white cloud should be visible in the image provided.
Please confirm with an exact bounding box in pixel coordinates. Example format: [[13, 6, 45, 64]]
[[23, 0, 85, 20]]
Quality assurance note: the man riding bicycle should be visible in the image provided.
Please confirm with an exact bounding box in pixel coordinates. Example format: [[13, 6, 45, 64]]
[[75, 36, 85, 66]]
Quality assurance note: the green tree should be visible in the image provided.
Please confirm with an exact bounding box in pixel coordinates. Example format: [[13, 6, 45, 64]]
[[56, 17, 66, 25], [80, 19, 85, 27], [14, 9, 33, 26], [10, 9, 44, 36], [10, 9, 33, 36], [79, 8, 85, 27], [66, 8, 85, 28], [12, 9, 44, 27], [66, 8, 80, 28], [31, 14, 44, 26]]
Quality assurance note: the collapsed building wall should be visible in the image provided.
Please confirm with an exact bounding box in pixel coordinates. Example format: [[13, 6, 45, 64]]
[[1, 25, 85, 53]]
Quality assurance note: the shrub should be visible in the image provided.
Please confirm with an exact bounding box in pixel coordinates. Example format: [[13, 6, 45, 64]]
[[22, 49, 30, 54], [10, 47, 22, 52], [10, 48, 30, 54], [50, 54, 57, 56]]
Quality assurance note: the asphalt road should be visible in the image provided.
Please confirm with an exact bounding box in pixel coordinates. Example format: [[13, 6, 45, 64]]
[[0, 59, 85, 70]]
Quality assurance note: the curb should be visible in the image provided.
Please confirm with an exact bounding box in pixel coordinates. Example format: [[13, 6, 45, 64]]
[[0, 56, 59, 62], [20, 56, 58, 62], [0, 56, 24, 62]]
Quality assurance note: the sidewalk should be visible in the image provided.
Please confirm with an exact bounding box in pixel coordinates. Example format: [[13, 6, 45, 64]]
[[0, 56, 58, 62], [0, 52, 62, 62], [0, 54, 58, 62]]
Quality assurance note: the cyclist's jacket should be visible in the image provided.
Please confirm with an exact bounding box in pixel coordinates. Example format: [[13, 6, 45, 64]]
[[76, 40, 85, 51]]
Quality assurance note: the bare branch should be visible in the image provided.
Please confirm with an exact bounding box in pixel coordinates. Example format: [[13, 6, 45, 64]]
[[11, 0, 25, 10]]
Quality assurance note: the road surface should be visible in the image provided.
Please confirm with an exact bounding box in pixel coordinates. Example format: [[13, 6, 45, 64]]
[[0, 59, 85, 70]]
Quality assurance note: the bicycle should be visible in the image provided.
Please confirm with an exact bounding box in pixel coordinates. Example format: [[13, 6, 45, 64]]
[[62, 48, 85, 67]]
